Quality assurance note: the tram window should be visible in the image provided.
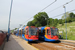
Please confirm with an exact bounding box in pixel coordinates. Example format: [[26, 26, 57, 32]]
[[39, 30, 41, 33], [22, 29, 25, 34], [22, 29, 23, 34], [49, 30, 50, 35], [26, 28, 28, 35], [47, 30, 48, 35], [19, 31, 20, 35], [51, 28, 58, 35], [47, 29, 50, 35], [24, 29, 25, 34], [43, 29, 45, 35]]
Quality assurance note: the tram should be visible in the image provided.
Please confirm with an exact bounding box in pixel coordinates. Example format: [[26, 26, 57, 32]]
[[38, 27, 59, 41]]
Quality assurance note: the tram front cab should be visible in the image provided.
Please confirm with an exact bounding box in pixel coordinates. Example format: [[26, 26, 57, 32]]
[[44, 27, 59, 41]]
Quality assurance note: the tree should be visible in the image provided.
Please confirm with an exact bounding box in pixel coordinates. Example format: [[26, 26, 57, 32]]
[[14, 28, 17, 30], [69, 12, 75, 22], [62, 12, 69, 20], [53, 19, 58, 27], [61, 12, 74, 23], [62, 12, 70, 23], [27, 21, 33, 26], [48, 18, 54, 26], [69, 12, 74, 18], [59, 19, 62, 24], [23, 25, 26, 27], [58, 19, 64, 25], [33, 12, 49, 27]]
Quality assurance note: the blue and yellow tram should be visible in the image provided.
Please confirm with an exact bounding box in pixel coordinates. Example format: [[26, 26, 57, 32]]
[[38, 27, 59, 41], [16, 26, 39, 42]]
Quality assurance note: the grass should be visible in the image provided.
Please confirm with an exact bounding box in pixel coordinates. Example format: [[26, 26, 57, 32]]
[[57, 21, 75, 40]]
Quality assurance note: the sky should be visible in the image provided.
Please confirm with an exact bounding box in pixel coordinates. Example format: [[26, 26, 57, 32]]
[[0, 0, 75, 31]]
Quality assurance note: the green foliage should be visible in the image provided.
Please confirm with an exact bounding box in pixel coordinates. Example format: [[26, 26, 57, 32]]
[[34, 12, 49, 26], [57, 22, 75, 40], [23, 25, 26, 27], [58, 19, 64, 25], [62, 12, 75, 23], [27, 12, 75, 27], [11, 28, 18, 33], [53, 19, 58, 27], [14, 28, 17, 30], [27, 21, 33, 26], [48, 18, 59, 27], [62, 12, 69, 20], [48, 18, 54, 26], [27, 12, 49, 27], [69, 12, 75, 18]]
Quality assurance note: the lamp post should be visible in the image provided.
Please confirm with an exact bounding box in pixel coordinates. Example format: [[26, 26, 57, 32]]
[[8, 0, 13, 34], [63, 0, 73, 40], [63, 6, 67, 40]]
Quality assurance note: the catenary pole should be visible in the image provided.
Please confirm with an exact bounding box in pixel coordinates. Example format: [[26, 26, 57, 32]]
[[8, 0, 13, 34], [63, 0, 73, 40]]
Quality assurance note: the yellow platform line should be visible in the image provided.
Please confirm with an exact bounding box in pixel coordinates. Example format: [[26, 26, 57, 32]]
[[27, 42, 39, 50], [14, 35, 39, 50]]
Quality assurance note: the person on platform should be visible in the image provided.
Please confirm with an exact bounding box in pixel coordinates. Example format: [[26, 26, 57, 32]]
[[6, 33, 9, 42]]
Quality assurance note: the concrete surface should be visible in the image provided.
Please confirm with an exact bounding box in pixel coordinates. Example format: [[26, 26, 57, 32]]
[[3, 35, 37, 50], [60, 39, 75, 43]]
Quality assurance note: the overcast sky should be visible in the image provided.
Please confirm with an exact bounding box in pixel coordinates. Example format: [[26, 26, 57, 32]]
[[0, 0, 75, 31]]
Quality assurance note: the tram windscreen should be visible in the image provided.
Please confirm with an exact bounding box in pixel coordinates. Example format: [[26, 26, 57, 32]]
[[29, 27, 38, 35], [51, 28, 58, 35]]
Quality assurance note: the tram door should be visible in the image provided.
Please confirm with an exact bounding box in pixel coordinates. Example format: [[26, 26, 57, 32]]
[[25, 28, 29, 38], [45, 29, 51, 39]]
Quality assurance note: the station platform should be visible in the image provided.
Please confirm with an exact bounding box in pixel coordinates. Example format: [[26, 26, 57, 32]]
[[60, 39, 75, 43], [3, 35, 38, 50]]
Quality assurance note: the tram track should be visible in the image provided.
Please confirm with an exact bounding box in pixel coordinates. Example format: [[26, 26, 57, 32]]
[[44, 42, 75, 50], [29, 42, 57, 50], [29, 41, 75, 50]]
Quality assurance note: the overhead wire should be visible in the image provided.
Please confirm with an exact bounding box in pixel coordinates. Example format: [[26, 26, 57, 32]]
[[22, 0, 73, 25], [48, 0, 73, 13], [48, 5, 63, 13], [21, 0, 57, 26], [40, 0, 57, 12], [51, 9, 75, 18], [18, 0, 73, 27]]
